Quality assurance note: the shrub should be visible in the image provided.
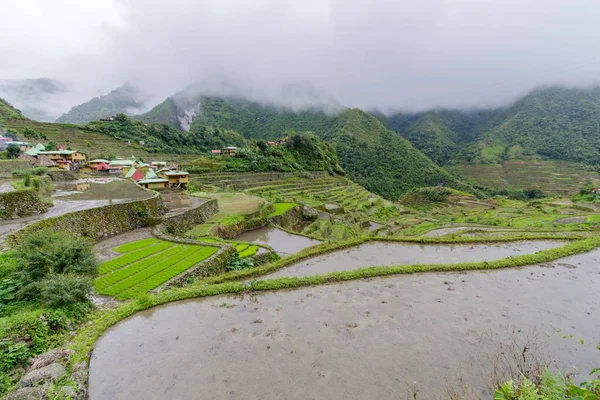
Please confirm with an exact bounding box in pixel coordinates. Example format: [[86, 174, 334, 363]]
[[14, 230, 98, 302], [39, 274, 93, 308]]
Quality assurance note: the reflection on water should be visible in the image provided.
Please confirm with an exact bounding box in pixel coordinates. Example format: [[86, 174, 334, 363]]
[[161, 193, 206, 212], [89, 249, 600, 400], [234, 226, 322, 255], [265, 240, 566, 278]]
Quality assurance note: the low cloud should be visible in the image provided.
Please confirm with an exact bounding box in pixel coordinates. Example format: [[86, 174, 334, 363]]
[[2, 0, 600, 116]]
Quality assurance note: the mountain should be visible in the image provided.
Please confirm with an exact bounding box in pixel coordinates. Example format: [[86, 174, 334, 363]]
[[56, 84, 147, 124], [381, 109, 503, 165], [379, 86, 600, 166], [466, 86, 600, 164], [183, 96, 469, 198], [0, 78, 68, 121], [0, 98, 28, 122], [138, 81, 343, 132], [321, 109, 468, 198]]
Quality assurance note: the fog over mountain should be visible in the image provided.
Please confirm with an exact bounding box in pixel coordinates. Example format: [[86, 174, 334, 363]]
[[2, 0, 600, 117]]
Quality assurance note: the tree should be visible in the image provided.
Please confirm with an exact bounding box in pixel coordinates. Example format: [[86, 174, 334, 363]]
[[45, 141, 58, 151], [22, 128, 38, 140], [4, 130, 17, 140], [256, 140, 267, 153], [6, 144, 21, 159]]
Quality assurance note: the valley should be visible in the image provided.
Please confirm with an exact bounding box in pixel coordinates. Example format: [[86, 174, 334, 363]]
[[1, 85, 600, 400]]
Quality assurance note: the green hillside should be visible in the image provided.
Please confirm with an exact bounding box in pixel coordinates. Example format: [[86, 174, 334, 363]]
[[0, 98, 28, 121], [172, 96, 472, 199], [56, 84, 145, 124], [468, 86, 600, 164], [137, 97, 181, 128], [321, 109, 469, 198], [0, 98, 192, 160], [381, 109, 504, 166], [192, 97, 337, 139]]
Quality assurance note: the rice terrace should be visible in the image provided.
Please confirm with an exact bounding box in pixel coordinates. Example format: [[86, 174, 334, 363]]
[[3, 8, 600, 398]]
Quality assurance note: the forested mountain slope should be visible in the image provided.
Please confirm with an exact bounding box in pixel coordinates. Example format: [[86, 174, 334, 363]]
[[56, 84, 146, 124], [321, 109, 468, 198], [380, 86, 600, 166], [186, 97, 470, 198], [467, 86, 600, 164]]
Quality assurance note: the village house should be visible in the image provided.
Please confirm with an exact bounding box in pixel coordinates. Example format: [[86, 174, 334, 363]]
[[137, 169, 168, 190], [108, 158, 137, 175], [222, 146, 238, 155], [124, 166, 144, 181], [0, 136, 13, 150], [38, 150, 87, 163], [88, 159, 110, 169], [211, 149, 222, 155], [160, 170, 189, 189]]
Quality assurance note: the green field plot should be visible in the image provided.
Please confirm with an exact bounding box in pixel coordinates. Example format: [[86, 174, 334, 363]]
[[458, 160, 600, 196], [95, 239, 217, 300]]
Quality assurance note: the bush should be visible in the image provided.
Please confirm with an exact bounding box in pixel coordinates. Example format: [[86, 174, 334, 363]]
[[14, 230, 98, 304], [39, 274, 93, 308]]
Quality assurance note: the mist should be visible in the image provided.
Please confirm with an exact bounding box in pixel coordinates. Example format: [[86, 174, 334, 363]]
[[2, 0, 600, 119]]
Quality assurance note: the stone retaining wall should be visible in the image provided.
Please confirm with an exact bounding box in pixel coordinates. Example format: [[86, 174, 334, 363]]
[[9, 191, 167, 245], [0, 189, 48, 219], [46, 170, 78, 181], [0, 160, 30, 177], [162, 198, 219, 236], [161, 246, 236, 288]]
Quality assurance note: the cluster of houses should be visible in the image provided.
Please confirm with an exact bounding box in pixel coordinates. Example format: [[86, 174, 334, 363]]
[[88, 158, 189, 190], [18, 143, 87, 171], [209, 137, 289, 155], [6, 138, 189, 190]]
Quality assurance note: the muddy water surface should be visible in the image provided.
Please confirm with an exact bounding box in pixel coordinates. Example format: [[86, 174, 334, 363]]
[[234, 226, 321, 255], [265, 240, 565, 279], [89, 249, 600, 400]]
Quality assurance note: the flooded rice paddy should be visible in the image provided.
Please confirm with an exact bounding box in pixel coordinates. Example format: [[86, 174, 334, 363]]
[[234, 226, 322, 255], [264, 240, 565, 279], [89, 248, 600, 400]]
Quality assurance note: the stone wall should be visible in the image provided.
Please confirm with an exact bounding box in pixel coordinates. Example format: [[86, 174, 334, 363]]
[[162, 198, 219, 236], [9, 192, 167, 245], [270, 206, 305, 228], [161, 246, 236, 288], [0, 190, 48, 219], [0, 160, 31, 177], [46, 170, 78, 181]]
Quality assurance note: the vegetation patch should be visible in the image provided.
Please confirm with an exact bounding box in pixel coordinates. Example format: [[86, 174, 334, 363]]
[[95, 239, 217, 300]]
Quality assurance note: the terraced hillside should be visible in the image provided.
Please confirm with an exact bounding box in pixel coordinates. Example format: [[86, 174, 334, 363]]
[[458, 160, 600, 196], [191, 172, 401, 225]]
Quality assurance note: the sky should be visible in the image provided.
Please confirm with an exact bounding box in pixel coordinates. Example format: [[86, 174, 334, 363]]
[[2, 0, 600, 115]]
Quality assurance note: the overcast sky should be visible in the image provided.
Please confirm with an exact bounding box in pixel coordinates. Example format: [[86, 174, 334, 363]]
[[2, 0, 600, 113]]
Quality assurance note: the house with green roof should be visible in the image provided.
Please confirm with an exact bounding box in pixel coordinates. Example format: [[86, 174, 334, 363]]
[[138, 169, 168, 189]]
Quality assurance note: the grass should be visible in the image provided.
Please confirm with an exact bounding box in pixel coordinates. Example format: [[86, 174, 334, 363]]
[[268, 202, 298, 217], [113, 238, 160, 254], [95, 239, 217, 299]]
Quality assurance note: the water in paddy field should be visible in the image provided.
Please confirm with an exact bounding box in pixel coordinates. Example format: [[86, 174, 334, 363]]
[[160, 192, 207, 213], [89, 248, 600, 400], [233, 226, 322, 255], [263, 240, 566, 279]]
